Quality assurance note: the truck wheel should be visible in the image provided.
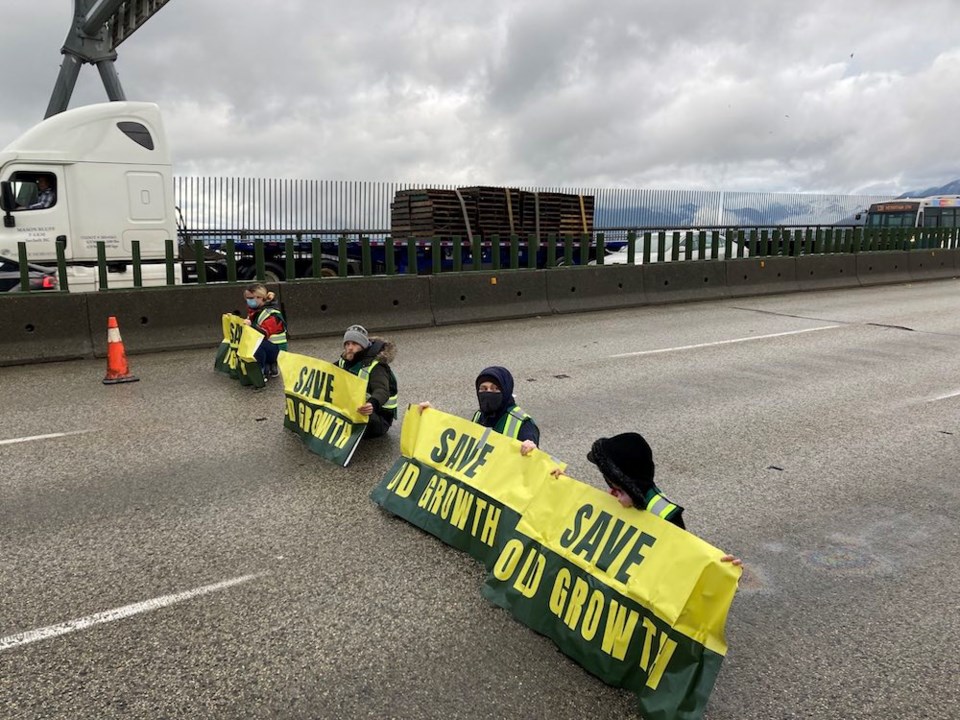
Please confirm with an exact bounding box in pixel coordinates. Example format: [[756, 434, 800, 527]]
[[263, 263, 285, 283], [239, 264, 285, 283], [305, 263, 339, 278]]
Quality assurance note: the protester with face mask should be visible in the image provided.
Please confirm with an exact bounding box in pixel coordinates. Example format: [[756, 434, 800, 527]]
[[243, 283, 287, 380], [419, 366, 540, 456], [338, 324, 398, 439]]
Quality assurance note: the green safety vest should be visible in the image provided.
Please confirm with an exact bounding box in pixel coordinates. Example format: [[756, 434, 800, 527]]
[[643, 489, 681, 522], [255, 307, 287, 347], [339, 358, 398, 417], [472, 405, 531, 440]]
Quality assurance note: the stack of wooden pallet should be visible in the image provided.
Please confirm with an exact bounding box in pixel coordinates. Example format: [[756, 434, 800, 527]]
[[390, 187, 594, 239]]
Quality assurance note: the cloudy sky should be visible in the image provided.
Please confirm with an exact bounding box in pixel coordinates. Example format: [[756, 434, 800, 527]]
[[2, 1, 958, 195]]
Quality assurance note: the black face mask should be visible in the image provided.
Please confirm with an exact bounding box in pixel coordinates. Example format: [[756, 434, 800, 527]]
[[478, 391, 502, 415]]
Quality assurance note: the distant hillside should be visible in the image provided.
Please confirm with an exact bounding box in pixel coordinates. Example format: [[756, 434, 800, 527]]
[[897, 178, 960, 198]]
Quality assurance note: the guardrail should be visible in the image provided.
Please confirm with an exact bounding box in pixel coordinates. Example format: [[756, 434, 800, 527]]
[[3, 244, 959, 366], [7, 225, 959, 293]]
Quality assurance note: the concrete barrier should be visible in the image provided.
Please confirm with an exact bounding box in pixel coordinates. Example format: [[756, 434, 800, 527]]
[[642, 261, 728, 304], [86, 283, 276, 357], [430, 271, 551, 325], [908, 249, 959, 282], [281, 276, 433, 338], [794, 255, 860, 292], [0, 293, 92, 365], [856, 251, 912, 287], [546, 265, 645, 313], [725, 256, 799, 297]]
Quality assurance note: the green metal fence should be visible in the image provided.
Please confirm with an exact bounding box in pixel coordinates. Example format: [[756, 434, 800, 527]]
[[7, 225, 959, 292]]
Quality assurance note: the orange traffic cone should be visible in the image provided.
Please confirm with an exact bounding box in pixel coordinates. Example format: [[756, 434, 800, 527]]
[[102, 316, 139, 385]]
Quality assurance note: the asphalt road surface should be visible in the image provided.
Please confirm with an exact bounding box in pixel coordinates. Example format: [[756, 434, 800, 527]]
[[2, 279, 959, 719]]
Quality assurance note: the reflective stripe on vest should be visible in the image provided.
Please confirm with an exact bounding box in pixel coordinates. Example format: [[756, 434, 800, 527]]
[[356, 360, 398, 411], [472, 406, 530, 440], [256, 308, 287, 345], [645, 493, 678, 520]]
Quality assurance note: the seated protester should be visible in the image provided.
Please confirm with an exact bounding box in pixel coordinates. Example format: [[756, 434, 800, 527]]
[[243, 283, 287, 380], [338, 325, 398, 439], [585, 432, 742, 566], [419, 366, 540, 456]]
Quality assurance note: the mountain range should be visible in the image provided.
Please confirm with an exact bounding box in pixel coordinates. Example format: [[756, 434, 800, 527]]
[[897, 178, 960, 198]]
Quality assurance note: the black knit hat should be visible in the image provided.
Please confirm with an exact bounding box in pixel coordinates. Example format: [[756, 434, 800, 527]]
[[587, 433, 656, 507]]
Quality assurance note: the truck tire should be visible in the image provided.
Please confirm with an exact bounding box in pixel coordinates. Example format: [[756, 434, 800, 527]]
[[239, 263, 285, 283], [304, 262, 339, 278]]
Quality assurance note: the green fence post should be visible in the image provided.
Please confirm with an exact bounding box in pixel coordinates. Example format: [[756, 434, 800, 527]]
[[226, 239, 238, 282], [782, 229, 793, 257], [657, 231, 666, 262], [710, 230, 719, 259], [338, 237, 348, 277], [748, 229, 758, 257], [492, 235, 502, 271], [55, 239, 69, 291], [546, 234, 557, 268], [671, 231, 680, 262], [17, 242, 30, 292], [698, 230, 706, 259], [96, 241, 109, 290], [642, 231, 651, 264], [851, 227, 862, 253], [165, 238, 175, 285], [596, 232, 605, 265], [452, 235, 463, 272], [510, 234, 520, 269], [563, 235, 574, 266], [432, 237, 442, 274], [407, 238, 418, 275], [195, 239, 207, 284], [132, 240, 143, 287], [684, 231, 693, 261], [527, 234, 538, 270], [724, 230, 732, 259], [626, 230, 636, 265], [385, 237, 396, 276], [758, 229, 769, 257], [255, 240, 266, 281], [579, 233, 590, 266], [285, 237, 296, 280], [362, 236, 372, 276], [472, 234, 482, 271], [311, 238, 322, 278]]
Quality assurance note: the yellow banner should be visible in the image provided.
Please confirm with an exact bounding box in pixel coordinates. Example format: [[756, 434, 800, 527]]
[[278, 351, 368, 424], [398, 406, 566, 514], [510, 472, 740, 656]]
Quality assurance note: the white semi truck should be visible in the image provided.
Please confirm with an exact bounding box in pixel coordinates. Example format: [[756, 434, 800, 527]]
[[0, 101, 181, 291]]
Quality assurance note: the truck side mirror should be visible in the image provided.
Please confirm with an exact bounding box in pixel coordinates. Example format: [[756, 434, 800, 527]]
[[0, 181, 15, 227], [855, 212, 862, 220]]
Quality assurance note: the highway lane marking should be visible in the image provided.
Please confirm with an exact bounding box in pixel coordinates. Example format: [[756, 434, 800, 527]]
[[0, 430, 94, 446], [0, 573, 264, 652], [609, 325, 842, 358], [928, 389, 960, 403]]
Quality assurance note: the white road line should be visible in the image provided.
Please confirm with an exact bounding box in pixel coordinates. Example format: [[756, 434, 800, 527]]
[[0, 430, 94, 447], [0, 573, 264, 652], [928, 390, 960, 403], [609, 325, 842, 358]]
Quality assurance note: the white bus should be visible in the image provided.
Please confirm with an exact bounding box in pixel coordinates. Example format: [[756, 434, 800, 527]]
[[863, 195, 960, 229]]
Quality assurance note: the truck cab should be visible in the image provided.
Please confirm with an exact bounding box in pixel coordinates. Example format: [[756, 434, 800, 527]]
[[0, 102, 179, 290]]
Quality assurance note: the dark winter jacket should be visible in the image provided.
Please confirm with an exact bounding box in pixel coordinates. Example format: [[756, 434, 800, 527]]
[[338, 338, 398, 421], [473, 366, 539, 444]]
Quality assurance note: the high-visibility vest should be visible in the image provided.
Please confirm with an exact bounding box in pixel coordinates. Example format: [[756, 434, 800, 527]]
[[643, 489, 681, 522], [339, 358, 399, 416], [472, 405, 531, 440], [254, 307, 287, 346]]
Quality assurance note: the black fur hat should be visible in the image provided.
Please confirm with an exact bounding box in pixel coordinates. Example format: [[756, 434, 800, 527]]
[[587, 433, 655, 507]]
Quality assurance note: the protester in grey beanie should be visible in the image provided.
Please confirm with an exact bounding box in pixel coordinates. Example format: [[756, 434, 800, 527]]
[[343, 324, 371, 350]]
